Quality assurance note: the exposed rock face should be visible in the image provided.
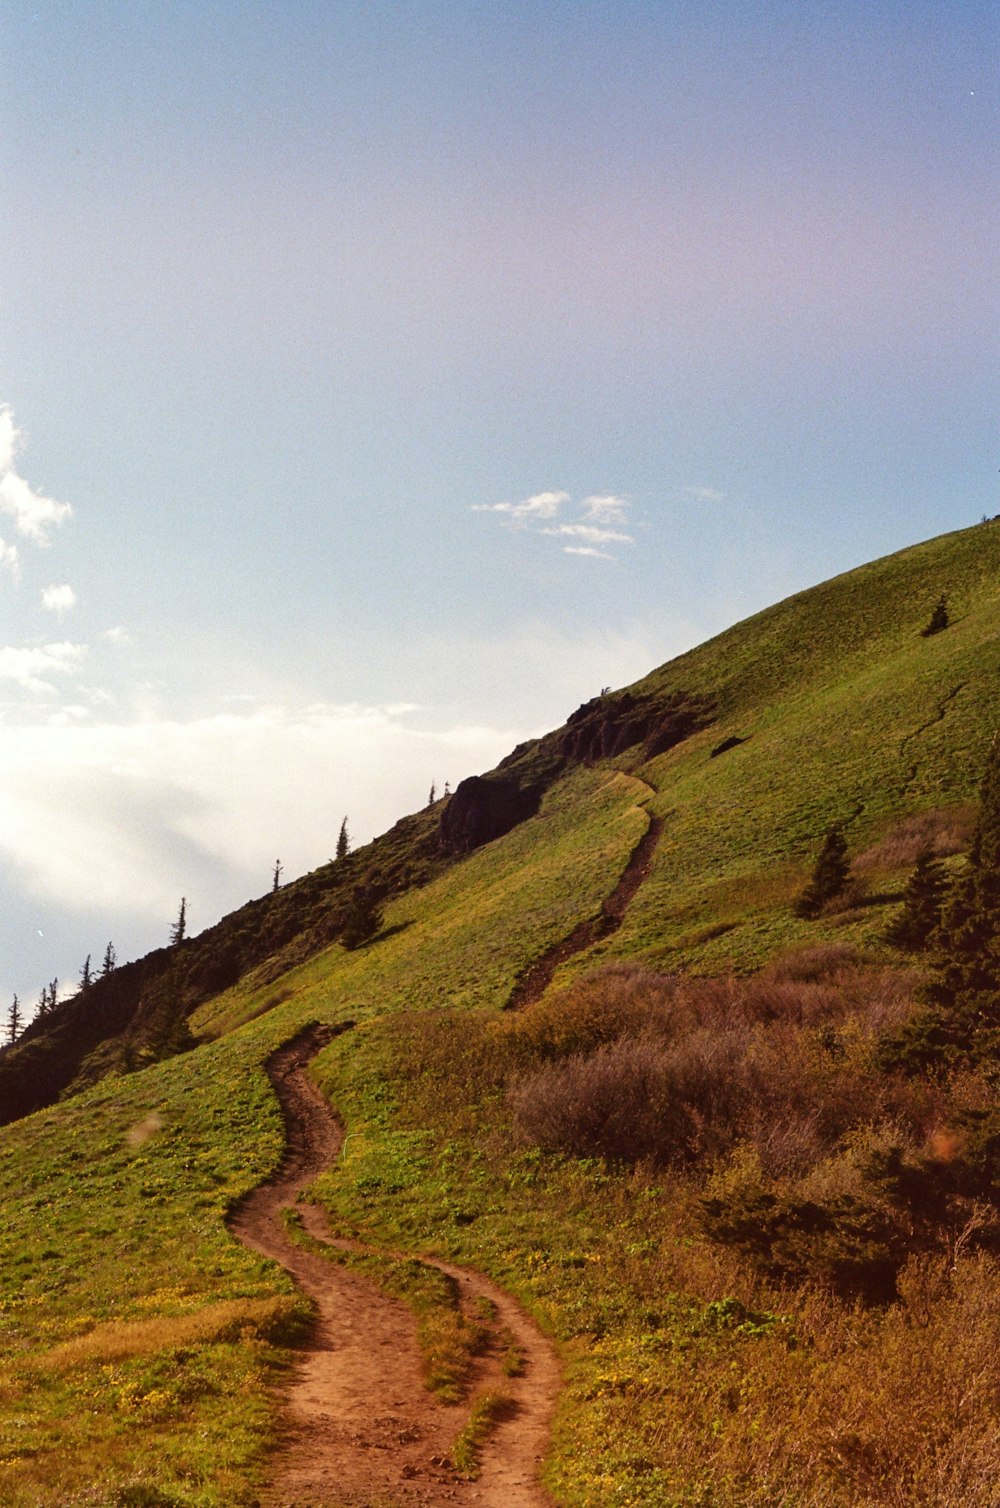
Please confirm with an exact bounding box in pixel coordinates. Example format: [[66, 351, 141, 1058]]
[[560, 689, 715, 764], [439, 775, 543, 856]]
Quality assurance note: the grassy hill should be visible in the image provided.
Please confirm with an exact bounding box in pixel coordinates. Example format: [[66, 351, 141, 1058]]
[[3, 522, 1000, 1505]]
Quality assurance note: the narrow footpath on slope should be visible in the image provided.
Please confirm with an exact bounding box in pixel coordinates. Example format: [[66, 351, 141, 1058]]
[[228, 1026, 560, 1508], [506, 783, 664, 1010]]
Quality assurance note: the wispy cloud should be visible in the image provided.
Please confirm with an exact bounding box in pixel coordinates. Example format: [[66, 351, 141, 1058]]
[[470, 490, 569, 524], [473, 489, 634, 560], [0, 405, 73, 556], [41, 583, 77, 616], [541, 523, 634, 547], [580, 494, 630, 525], [0, 642, 87, 694], [684, 485, 726, 503]]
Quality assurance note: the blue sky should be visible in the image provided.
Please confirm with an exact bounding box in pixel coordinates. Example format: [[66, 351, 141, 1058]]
[[2, 1, 997, 1013]]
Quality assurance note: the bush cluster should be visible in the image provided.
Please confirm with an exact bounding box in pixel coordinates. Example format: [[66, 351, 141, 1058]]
[[501, 951, 998, 1299]]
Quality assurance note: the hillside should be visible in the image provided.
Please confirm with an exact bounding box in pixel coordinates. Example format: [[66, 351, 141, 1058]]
[[2, 522, 1000, 1506]]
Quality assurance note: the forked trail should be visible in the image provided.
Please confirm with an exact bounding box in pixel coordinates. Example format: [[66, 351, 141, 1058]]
[[228, 1026, 560, 1507]]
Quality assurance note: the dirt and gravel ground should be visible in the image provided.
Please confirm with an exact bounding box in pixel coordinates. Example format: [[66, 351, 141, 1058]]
[[228, 1026, 560, 1507]]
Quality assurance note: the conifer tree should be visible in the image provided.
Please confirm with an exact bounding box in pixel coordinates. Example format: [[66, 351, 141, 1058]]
[[793, 825, 851, 919], [336, 817, 350, 861], [6, 995, 21, 1045], [170, 898, 187, 946], [920, 594, 949, 637], [340, 879, 384, 951], [926, 736, 1000, 1036], [101, 942, 117, 977], [427, 781, 436, 807], [79, 954, 92, 991], [272, 859, 283, 892], [885, 737, 1000, 1073], [885, 846, 950, 950]]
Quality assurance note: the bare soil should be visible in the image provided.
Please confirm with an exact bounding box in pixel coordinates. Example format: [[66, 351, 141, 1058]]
[[227, 1025, 560, 1507]]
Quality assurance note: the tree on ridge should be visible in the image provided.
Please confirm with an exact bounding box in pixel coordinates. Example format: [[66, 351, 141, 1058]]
[[170, 898, 187, 947]]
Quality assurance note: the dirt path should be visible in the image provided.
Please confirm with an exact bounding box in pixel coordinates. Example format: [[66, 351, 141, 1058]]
[[227, 1025, 560, 1507], [505, 803, 664, 1011]]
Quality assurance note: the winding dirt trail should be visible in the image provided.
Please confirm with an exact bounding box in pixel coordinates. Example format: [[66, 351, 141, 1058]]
[[505, 800, 664, 1011], [228, 1025, 560, 1507]]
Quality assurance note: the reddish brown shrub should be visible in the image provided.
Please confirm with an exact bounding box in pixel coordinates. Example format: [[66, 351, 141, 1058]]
[[855, 808, 974, 872]]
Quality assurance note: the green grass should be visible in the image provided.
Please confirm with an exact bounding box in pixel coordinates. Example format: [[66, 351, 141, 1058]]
[[4, 524, 1000, 1503]]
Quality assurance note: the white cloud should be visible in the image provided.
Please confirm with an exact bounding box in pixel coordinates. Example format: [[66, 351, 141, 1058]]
[[0, 704, 527, 923], [471, 490, 569, 523], [103, 625, 131, 644], [473, 489, 635, 559], [41, 583, 77, 616], [684, 485, 726, 503], [0, 642, 87, 694], [580, 494, 630, 525], [0, 406, 72, 544], [0, 538, 18, 576], [541, 523, 634, 546]]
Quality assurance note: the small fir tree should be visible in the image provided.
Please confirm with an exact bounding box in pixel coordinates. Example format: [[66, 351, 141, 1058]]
[[927, 736, 1000, 1032], [794, 825, 851, 919], [885, 846, 950, 950], [170, 898, 187, 946], [7, 995, 21, 1045], [920, 594, 949, 637], [272, 859, 283, 892], [79, 954, 92, 991], [340, 880, 384, 951], [427, 781, 437, 807], [883, 736, 1000, 1071], [336, 818, 350, 862], [101, 942, 117, 977]]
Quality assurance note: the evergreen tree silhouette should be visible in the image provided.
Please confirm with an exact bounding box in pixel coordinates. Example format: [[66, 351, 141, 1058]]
[[885, 846, 950, 950], [794, 825, 850, 919], [340, 879, 384, 950], [336, 818, 350, 861], [884, 737, 1000, 1071], [6, 995, 21, 1045], [170, 898, 187, 946], [920, 594, 949, 637]]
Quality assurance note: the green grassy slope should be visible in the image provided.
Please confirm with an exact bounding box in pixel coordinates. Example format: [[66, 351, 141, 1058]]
[[2, 523, 1000, 1505], [587, 522, 1000, 974]]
